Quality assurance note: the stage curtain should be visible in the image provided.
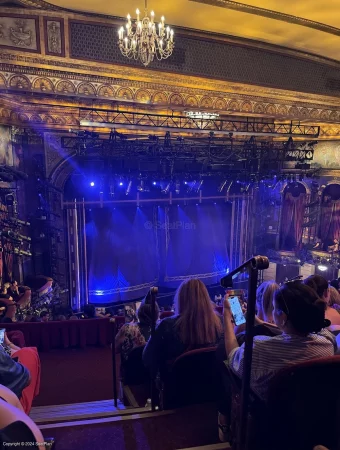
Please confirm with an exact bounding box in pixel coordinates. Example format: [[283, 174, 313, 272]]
[[320, 199, 340, 245], [86, 206, 159, 303], [163, 203, 231, 286], [280, 193, 306, 250]]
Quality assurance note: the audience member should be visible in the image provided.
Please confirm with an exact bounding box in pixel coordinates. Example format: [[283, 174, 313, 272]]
[[143, 278, 222, 377], [329, 286, 340, 313], [1, 283, 10, 295], [16, 286, 31, 311], [0, 397, 46, 449], [0, 333, 30, 400], [83, 304, 96, 319], [304, 275, 340, 326], [40, 311, 50, 322], [234, 280, 281, 344], [7, 280, 19, 300], [0, 296, 16, 323], [217, 281, 336, 441], [115, 293, 160, 364]]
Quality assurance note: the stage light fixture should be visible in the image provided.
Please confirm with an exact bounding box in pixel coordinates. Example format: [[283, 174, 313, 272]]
[[125, 180, 132, 195], [90, 182, 95, 187], [218, 180, 227, 193], [137, 180, 145, 192], [318, 264, 328, 272], [175, 180, 180, 194], [162, 182, 171, 194], [152, 181, 157, 185], [119, 181, 124, 186], [195, 180, 203, 193]]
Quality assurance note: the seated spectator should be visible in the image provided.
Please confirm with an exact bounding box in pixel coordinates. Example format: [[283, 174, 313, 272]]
[[1, 283, 10, 295], [69, 314, 79, 320], [40, 311, 50, 322], [7, 280, 19, 300], [0, 333, 30, 400], [1, 333, 40, 414], [143, 278, 222, 377], [16, 286, 31, 311], [329, 286, 340, 313], [0, 296, 16, 323], [0, 383, 24, 411], [0, 397, 46, 449], [234, 280, 281, 341], [83, 304, 96, 319], [304, 275, 340, 326], [115, 294, 160, 365], [218, 281, 336, 441]]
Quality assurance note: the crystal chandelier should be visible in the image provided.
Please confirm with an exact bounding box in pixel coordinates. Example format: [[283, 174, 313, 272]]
[[118, 0, 174, 67]]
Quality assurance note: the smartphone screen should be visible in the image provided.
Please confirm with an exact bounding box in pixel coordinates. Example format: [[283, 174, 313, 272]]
[[0, 329, 5, 345], [228, 296, 246, 326]]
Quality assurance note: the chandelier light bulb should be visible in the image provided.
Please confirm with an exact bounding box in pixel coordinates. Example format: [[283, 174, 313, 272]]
[[118, 3, 174, 66]]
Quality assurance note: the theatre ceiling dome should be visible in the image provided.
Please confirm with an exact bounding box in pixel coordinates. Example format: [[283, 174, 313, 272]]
[[46, 0, 340, 62]]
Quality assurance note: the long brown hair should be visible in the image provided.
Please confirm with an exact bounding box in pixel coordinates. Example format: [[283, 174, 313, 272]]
[[174, 278, 222, 347]]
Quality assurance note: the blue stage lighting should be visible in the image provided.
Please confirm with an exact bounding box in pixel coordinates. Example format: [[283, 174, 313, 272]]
[[90, 182, 95, 187], [119, 182, 123, 186], [153, 181, 157, 185]]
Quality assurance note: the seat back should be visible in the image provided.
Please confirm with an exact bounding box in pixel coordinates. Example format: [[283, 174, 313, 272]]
[[159, 311, 174, 320], [162, 346, 218, 409], [121, 345, 150, 386], [263, 356, 340, 450]]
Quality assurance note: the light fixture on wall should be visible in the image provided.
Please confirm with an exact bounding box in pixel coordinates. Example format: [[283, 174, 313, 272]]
[[118, 0, 174, 67]]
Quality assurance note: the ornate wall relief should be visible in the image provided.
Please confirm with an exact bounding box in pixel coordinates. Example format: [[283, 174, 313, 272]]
[[0, 15, 40, 52], [44, 18, 65, 56], [0, 124, 13, 165], [313, 141, 340, 169]]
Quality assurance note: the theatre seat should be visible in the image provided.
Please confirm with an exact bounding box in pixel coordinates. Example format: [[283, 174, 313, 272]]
[[122, 345, 149, 385], [230, 356, 340, 450], [159, 311, 174, 320], [161, 346, 218, 410], [264, 356, 340, 450]]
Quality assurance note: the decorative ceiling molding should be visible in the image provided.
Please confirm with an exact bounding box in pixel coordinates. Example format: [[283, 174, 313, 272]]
[[1, 53, 340, 109], [1, 69, 340, 119], [191, 0, 340, 37], [0, 0, 62, 9]]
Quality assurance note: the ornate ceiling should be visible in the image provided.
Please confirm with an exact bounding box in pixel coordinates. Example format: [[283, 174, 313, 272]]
[[46, 0, 340, 62]]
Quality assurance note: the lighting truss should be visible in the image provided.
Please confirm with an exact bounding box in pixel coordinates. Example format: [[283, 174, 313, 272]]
[[79, 108, 320, 137], [61, 132, 318, 180]]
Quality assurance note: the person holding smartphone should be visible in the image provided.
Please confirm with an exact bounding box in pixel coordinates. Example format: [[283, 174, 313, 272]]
[[217, 281, 336, 442]]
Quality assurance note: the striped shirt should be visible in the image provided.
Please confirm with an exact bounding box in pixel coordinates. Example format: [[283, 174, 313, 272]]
[[227, 329, 336, 401]]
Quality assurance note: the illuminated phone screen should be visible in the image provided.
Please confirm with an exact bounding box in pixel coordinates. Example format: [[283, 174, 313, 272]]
[[0, 329, 5, 345], [228, 296, 246, 326]]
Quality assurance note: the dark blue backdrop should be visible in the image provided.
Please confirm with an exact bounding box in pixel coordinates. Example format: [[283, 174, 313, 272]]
[[86, 203, 231, 304]]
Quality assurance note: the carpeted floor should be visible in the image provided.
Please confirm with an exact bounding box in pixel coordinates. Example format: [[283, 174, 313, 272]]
[[33, 347, 114, 406], [43, 403, 220, 450]]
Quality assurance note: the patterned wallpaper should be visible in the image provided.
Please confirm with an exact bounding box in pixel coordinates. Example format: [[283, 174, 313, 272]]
[[0, 9, 340, 97], [69, 20, 340, 97]]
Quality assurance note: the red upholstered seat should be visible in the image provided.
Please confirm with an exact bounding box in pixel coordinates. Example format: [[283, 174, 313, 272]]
[[159, 311, 174, 320], [161, 346, 218, 409], [230, 355, 340, 450], [215, 305, 223, 315]]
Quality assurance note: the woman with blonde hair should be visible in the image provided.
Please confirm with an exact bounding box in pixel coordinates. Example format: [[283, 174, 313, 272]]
[[329, 286, 340, 313], [143, 278, 222, 377]]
